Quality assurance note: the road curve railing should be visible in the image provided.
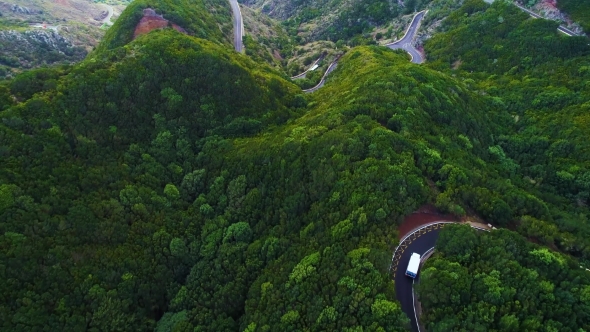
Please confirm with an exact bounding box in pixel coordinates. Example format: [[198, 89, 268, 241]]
[[302, 54, 342, 93], [388, 221, 454, 275], [405, 224, 490, 332], [291, 54, 326, 80], [514, 3, 579, 36]]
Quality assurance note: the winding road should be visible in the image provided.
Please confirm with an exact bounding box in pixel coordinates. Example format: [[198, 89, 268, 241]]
[[302, 55, 341, 93], [385, 10, 427, 64], [303, 11, 426, 93], [391, 222, 450, 332], [291, 53, 325, 80], [390, 222, 489, 331], [228, 0, 244, 52]]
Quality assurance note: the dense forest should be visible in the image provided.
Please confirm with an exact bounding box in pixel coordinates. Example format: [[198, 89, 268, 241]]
[[425, 0, 590, 260], [417, 224, 590, 331], [1, 0, 590, 330]]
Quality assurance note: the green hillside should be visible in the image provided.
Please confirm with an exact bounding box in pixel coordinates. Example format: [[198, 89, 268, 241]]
[[94, 0, 233, 54], [558, 0, 590, 32], [1, 0, 590, 330]]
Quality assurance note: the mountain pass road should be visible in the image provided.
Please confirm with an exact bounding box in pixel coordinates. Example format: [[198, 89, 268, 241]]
[[514, 3, 578, 36], [391, 223, 447, 331], [100, 4, 114, 25], [385, 11, 426, 64], [229, 0, 244, 52]]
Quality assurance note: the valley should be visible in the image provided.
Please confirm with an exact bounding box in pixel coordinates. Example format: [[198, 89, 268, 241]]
[[1, 0, 590, 331]]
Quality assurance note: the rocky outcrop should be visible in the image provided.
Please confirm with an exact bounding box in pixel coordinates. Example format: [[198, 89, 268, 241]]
[[0, 29, 86, 78], [0, 29, 73, 53], [0, 1, 40, 15], [133, 8, 187, 39], [94, 10, 109, 22], [517, 0, 584, 35]]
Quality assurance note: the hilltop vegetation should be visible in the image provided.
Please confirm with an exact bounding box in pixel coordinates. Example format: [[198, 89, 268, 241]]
[[417, 224, 590, 331], [246, 0, 409, 42], [94, 0, 234, 54], [1, 0, 590, 330]]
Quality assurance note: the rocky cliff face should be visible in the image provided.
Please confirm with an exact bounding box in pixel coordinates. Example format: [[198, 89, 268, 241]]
[[0, 28, 86, 78], [0, 1, 41, 15]]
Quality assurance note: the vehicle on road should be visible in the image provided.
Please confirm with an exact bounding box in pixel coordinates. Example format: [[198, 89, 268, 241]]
[[406, 252, 421, 278]]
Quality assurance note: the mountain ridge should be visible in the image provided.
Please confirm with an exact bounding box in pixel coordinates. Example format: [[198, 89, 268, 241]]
[[1, 0, 590, 330]]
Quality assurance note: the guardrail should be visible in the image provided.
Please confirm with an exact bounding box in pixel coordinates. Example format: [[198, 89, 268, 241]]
[[404, 223, 490, 332], [291, 54, 325, 80], [513, 3, 579, 36], [389, 221, 454, 274], [302, 54, 342, 93]]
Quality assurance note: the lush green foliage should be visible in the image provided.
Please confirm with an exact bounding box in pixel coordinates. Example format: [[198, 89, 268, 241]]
[[94, 0, 232, 54], [2, 0, 590, 330], [424, 0, 590, 262], [558, 0, 590, 32], [417, 224, 590, 331], [322, 0, 396, 41]]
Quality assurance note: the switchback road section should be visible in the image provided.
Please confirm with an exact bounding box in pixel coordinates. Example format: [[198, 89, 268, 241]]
[[302, 54, 342, 93], [291, 54, 325, 80], [385, 10, 427, 64], [390, 222, 451, 331], [391, 221, 491, 331]]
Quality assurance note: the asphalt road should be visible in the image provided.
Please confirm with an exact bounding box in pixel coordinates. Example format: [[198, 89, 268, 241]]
[[229, 0, 244, 52], [291, 54, 325, 80], [391, 223, 447, 332], [302, 55, 342, 93], [514, 3, 578, 36], [386, 11, 426, 64]]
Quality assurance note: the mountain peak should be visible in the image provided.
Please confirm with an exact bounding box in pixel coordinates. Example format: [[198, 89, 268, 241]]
[[133, 8, 187, 39]]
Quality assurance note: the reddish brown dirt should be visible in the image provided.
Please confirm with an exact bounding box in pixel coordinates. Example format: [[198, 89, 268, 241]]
[[544, 0, 557, 9], [133, 8, 187, 39], [398, 204, 457, 239]]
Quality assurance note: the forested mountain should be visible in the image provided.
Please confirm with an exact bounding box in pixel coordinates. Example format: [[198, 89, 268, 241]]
[[1, 0, 590, 331]]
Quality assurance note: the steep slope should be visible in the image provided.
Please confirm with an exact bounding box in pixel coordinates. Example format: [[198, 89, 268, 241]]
[[94, 0, 233, 54], [228, 47, 504, 330], [0, 0, 120, 79], [424, 0, 590, 261], [0, 1, 304, 329], [2, 0, 590, 331], [244, 0, 400, 41], [417, 224, 590, 331], [56, 31, 303, 145]]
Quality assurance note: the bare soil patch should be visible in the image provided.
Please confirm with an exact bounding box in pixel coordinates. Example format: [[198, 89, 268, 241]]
[[398, 204, 457, 239], [133, 8, 187, 39]]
